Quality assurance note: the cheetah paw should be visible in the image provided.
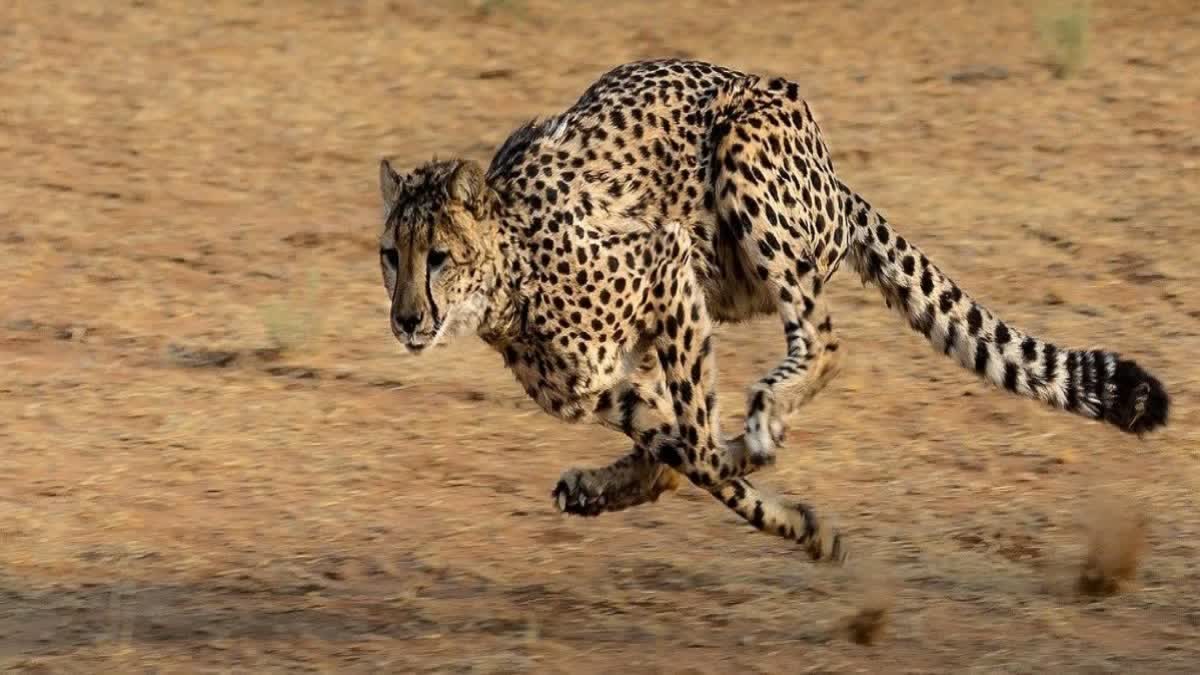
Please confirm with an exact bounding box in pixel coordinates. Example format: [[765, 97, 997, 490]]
[[552, 468, 608, 517], [725, 433, 777, 473], [744, 403, 786, 466]]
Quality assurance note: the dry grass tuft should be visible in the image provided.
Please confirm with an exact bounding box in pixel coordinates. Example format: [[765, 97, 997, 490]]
[[1075, 492, 1148, 596], [1034, 0, 1092, 79]]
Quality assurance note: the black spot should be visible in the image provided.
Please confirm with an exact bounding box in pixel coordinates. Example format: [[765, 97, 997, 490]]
[[1043, 343, 1058, 384], [1003, 361, 1020, 392], [966, 305, 983, 336], [938, 290, 955, 314], [974, 341, 990, 375], [920, 269, 934, 296], [864, 251, 884, 282], [751, 501, 765, 528], [1090, 350, 1109, 419], [764, 231, 780, 251], [994, 322, 1011, 345], [902, 255, 916, 276], [595, 391, 613, 413], [659, 444, 683, 467], [943, 321, 959, 355], [749, 391, 767, 413], [1022, 337, 1038, 362]]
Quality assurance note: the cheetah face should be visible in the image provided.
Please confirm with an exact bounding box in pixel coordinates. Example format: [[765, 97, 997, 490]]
[[378, 158, 497, 354]]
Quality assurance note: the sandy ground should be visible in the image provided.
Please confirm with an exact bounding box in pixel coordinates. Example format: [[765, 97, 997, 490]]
[[2, 1, 1200, 672]]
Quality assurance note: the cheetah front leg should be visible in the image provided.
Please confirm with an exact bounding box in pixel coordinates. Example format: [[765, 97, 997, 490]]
[[633, 277, 845, 562], [552, 378, 681, 517], [552, 374, 768, 517], [552, 444, 682, 517]]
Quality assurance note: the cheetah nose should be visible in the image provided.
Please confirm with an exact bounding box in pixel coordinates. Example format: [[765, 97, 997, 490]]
[[393, 312, 423, 335]]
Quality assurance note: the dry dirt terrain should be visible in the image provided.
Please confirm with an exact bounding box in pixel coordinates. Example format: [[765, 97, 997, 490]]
[[2, 1, 1199, 672]]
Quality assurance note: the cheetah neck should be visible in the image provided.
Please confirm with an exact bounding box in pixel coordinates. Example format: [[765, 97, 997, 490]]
[[475, 216, 532, 349]]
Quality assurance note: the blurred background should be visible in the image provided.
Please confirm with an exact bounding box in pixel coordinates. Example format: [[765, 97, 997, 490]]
[[1, 0, 1198, 672]]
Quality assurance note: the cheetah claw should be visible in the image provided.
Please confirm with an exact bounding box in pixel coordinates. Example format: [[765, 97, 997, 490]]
[[552, 469, 608, 517]]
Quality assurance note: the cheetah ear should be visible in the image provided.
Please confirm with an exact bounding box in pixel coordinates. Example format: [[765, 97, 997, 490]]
[[447, 159, 487, 209], [379, 158, 403, 205]]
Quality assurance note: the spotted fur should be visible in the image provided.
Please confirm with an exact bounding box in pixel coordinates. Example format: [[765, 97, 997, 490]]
[[377, 58, 1169, 564]]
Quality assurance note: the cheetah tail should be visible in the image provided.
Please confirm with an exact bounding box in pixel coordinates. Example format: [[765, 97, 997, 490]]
[[839, 184, 1169, 436]]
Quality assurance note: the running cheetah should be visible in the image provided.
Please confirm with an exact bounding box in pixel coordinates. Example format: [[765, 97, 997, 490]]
[[376, 58, 1169, 563]]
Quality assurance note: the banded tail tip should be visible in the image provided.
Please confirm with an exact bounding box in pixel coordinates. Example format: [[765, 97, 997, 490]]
[[1106, 359, 1169, 435]]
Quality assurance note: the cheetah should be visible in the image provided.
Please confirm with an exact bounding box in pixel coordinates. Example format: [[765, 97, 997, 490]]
[[376, 58, 1169, 563]]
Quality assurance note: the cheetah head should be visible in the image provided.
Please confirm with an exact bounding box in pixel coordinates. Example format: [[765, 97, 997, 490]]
[[378, 157, 500, 353]]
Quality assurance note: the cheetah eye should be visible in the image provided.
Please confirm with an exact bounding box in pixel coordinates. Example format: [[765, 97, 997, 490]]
[[381, 248, 399, 269], [427, 249, 449, 270]]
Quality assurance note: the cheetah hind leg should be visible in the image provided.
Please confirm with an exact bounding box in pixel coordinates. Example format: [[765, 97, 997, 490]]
[[708, 82, 850, 463], [744, 296, 843, 460]]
